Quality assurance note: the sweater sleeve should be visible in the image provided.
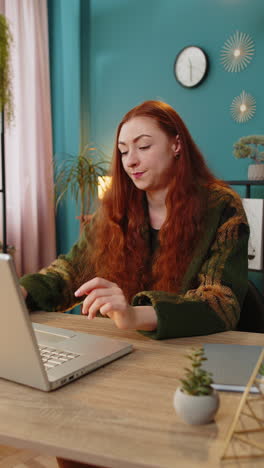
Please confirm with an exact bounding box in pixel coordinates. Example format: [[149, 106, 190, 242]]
[[132, 191, 249, 340], [19, 220, 95, 312]]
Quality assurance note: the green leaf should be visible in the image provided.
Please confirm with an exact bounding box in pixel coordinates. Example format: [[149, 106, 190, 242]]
[[179, 347, 214, 396], [0, 14, 14, 124], [54, 145, 110, 217]]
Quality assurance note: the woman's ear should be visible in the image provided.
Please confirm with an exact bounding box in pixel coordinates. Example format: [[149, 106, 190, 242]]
[[172, 135, 181, 155]]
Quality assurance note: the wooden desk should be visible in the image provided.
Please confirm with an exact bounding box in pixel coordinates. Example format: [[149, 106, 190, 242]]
[[0, 312, 263, 467]]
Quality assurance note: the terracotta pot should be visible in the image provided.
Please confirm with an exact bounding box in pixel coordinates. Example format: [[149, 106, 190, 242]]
[[248, 164, 264, 181], [173, 387, 220, 425]]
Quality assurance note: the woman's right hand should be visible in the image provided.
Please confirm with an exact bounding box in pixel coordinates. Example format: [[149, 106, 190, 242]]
[[20, 286, 28, 299]]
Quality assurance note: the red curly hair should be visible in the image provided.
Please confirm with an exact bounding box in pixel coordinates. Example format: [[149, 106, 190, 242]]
[[88, 101, 220, 301]]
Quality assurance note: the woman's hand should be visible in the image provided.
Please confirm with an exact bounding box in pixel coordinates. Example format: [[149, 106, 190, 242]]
[[74, 277, 136, 329]]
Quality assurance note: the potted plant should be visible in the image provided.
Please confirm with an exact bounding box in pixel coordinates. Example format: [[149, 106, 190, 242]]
[[54, 144, 110, 227], [233, 135, 264, 181], [0, 14, 13, 123], [0, 14, 14, 253], [173, 347, 220, 425]]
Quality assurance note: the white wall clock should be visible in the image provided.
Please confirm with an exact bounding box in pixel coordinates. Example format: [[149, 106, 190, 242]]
[[174, 46, 208, 88]]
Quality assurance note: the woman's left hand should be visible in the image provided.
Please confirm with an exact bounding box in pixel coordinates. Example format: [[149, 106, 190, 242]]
[[74, 277, 136, 329]]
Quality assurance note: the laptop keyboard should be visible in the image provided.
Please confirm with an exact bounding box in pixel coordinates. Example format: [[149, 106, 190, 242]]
[[39, 345, 80, 370]]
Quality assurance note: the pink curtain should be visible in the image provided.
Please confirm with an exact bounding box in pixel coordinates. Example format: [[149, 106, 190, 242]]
[[0, 0, 56, 275]]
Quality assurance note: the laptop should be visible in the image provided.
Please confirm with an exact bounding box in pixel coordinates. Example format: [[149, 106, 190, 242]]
[[0, 253, 133, 391], [202, 343, 263, 393]]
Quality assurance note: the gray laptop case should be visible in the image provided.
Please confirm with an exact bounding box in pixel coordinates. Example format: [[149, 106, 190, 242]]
[[0, 253, 133, 391]]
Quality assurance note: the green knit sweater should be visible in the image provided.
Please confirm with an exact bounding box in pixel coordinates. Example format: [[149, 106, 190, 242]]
[[20, 184, 249, 340]]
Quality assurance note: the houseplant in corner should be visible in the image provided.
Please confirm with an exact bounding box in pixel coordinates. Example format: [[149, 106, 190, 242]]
[[0, 14, 14, 253], [173, 347, 220, 425], [54, 144, 110, 228], [233, 135, 264, 181]]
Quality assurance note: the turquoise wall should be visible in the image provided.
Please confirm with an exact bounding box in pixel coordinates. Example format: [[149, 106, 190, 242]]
[[48, 0, 81, 254], [89, 0, 263, 179], [48, 0, 264, 289], [48, 0, 91, 254]]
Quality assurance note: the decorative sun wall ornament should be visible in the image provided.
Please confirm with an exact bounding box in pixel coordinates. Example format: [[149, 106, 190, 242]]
[[230, 90, 256, 123], [220, 31, 255, 72]]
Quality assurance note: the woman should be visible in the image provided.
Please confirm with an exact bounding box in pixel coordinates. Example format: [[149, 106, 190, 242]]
[[20, 100, 249, 339]]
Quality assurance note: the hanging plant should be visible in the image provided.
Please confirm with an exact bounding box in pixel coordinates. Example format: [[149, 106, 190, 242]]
[[0, 14, 14, 125]]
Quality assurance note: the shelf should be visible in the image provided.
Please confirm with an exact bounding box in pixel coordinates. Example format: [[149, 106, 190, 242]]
[[226, 180, 264, 198]]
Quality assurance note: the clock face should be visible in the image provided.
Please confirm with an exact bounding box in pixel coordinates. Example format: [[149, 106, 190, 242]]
[[174, 46, 208, 88]]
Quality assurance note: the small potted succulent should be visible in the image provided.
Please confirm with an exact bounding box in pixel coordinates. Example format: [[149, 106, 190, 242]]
[[233, 135, 264, 180], [173, 347, 220, 425]]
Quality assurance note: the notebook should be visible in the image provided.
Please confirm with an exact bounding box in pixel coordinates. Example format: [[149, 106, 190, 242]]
[[202, 343, 263, 393], [0, 253, 133, 391]]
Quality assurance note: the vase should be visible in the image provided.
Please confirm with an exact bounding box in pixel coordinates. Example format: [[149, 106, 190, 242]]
[[248, 164, 264, 181], [173, 387, 220, 425], [259, 376, 264, 394]]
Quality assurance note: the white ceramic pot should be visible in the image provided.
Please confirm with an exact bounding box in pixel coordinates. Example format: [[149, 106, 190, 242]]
[[173, 387, 220, 425], [259, 376, 264, 394], [248, 164, 264, 180]]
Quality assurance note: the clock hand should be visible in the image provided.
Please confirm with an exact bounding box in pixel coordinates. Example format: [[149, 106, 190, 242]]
[[188, 59, 193, 82]]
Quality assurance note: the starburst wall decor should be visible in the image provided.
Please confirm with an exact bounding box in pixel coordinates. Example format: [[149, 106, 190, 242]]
[[220, 31, 255, 72], [230, 90, 256, 123]]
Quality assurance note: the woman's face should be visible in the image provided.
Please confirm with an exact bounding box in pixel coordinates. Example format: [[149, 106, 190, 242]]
[[118, 116, 180, 193]]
